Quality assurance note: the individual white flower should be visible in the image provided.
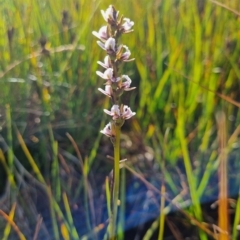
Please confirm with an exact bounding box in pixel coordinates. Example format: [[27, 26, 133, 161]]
[[100, 122, 115, 137], [104, 105, 121, 120], [101, 5, 119, 23], [121, 105, 136, 119], [92, 26, 109, 41], [96, 68, 113, 80], [98, 85, 113, 98], [120, 18, 134, 32], [116, 45, 134, 62], [120, 46, 131, 61], [118, 75, 136, 91], [97, 56, 112, 69], [121, 75, 131, 88], [105, 37, 116, 51], [97, 37, 116, 53]]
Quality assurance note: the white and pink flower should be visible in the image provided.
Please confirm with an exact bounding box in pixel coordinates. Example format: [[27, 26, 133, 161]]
[[118, 75, 136, 91], [120, 18, 134, 33], [104, 105, 121, 120], [100, 122, 115, 138], [92, 26, 109, 42], [96, 68, 113, 80], [98, 85, 113, 98], [97, 37, 116, 52], [101, 5, 119, 23], [121, 105, 136, 119], [97, 56, 112, 69], [116, 45, 133, 62]]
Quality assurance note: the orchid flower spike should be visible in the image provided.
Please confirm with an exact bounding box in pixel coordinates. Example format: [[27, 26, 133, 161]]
[[93, 5, 136, 139]]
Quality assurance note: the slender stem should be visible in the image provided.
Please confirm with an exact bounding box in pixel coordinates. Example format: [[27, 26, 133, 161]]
[[111, 125, 121, 239]]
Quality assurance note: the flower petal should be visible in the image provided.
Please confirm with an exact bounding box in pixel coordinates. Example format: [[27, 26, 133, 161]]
[[97, 41, 106, 50]]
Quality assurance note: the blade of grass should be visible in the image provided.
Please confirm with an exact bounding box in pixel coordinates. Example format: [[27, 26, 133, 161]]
[[33, 215, 43, 240], [15, 127, 75, 239], [0, 205, 26, 240], [0, 149, 16, 188], [176, 81, 207, 240], [66, 132, 94, 236], [209, 0, 240, 17], [216, 112, 229, 240], [62, 192, 80, 239], [60, 223, 70, 240], [165, 217, 184, 240], [232, 187, 240, 240], [15, 127, 45, 184], [2, 202, 17, 240], [5, 104, 14, 178], [158, 184, 166, 240], [51, 140, 61, 201]]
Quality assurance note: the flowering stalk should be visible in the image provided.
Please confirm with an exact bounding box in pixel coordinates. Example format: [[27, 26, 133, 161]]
[[93, 5, 135, 238]]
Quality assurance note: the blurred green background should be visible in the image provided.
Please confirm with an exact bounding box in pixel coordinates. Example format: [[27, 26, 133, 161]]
[[0, 0, 240, 239]]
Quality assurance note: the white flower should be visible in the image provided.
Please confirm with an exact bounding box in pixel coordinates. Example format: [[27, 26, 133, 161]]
[[98, 85, 113, 98], [121, 105, 136, 119], [97, 56, 112, 69], [104, 105, 121, 120], [118, 75, 136, 91], [101, 5, 119, 23], [92, 26, 109, 41], [96, 68, 113, 80], [121, 46, 131, 60], [97, 37, 116, 52], [96, 68, 121, 84], [121, 75, 131, 88], [120, 18, 134, 32], [103, 105, 135, 120], [105, 37, 116, 51], [100, 122, 115, 137], [117, 45, 134, 62]]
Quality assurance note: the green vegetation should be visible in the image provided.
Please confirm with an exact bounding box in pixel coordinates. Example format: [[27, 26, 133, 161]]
[[0, 0, 240, 239]]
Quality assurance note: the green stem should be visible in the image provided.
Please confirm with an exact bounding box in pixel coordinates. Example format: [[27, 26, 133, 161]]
[[111, 125, 121, 239]]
